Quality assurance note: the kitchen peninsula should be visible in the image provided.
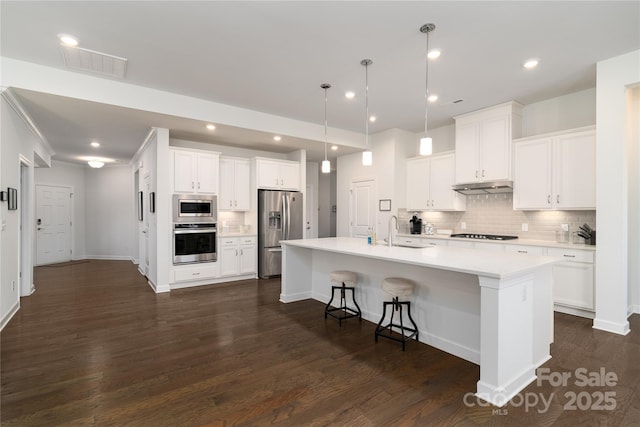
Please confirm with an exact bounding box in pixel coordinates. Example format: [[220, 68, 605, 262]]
[[280, 237, 559, 407]]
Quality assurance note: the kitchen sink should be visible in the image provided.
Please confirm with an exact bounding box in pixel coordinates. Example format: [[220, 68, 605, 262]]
[[393, 242, 432, 249]]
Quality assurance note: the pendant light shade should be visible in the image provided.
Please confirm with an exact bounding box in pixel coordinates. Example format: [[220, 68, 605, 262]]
[[419, 137, 433, 156], [361, 59, 373, 166], [420, 23, 436, 156], [320, 83, 331, 174]]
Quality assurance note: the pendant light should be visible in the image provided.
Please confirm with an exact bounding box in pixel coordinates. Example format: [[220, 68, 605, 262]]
[[419, 23, 436, 156], [361, 59, 373, 166], [320, 83, 331, 174]]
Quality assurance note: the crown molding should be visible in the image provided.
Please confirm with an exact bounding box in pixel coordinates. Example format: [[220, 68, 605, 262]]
[[1, 87, 56, 157]]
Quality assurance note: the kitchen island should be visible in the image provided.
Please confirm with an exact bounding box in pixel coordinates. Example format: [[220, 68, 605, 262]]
[[280, 237, 559, 407]]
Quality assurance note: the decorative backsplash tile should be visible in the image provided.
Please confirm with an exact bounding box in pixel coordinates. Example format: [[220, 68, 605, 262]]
[[399, 193, 595, 241]]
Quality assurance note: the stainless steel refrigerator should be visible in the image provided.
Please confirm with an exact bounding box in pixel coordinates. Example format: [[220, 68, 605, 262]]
[[258, 189, 303, 278]]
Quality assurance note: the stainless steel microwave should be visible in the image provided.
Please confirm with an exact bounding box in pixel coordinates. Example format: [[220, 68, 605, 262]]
[[173, 194, 217, 223]]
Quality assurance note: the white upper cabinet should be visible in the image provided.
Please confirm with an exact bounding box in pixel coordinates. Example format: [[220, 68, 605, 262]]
[[256, 158, 300, 190], [172, 148, 219, 194], [513, 126, 595, 210], [220, 157, 251, 211], [454, 101, 523, 184], [406, 152, 466, 211]]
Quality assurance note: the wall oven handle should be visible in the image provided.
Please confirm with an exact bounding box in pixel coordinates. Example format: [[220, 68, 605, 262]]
[[173, 228, 216, 234]]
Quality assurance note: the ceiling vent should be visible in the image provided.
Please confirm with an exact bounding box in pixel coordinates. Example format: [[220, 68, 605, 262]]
[[60, 45, 128, 79]]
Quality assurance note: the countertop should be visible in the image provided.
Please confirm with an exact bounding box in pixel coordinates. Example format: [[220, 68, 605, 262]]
[[281, 237, 559, 280], [396, 232, 596, 251]]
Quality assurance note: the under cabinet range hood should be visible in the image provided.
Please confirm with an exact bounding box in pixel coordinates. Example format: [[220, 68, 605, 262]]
[[452, 181, 513, 195]]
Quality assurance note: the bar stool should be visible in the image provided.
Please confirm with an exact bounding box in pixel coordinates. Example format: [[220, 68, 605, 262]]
[[324, 270, 362, 326], [375, 277, 419, 351]]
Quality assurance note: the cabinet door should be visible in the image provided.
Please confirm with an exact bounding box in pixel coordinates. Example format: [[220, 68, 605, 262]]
[[234, 159, 251, 210], [173, 151, 195, 193], [480, 114, 511, 181], [551, 261, 594, 310], [513, 138, 553, 209], [455, 121, 480, 183], [280, 162, 300, 190], [196, 153, 218, 194], [555, 131, 595, 209], [219, 158, 235, 210], [220, 245, 239, 276], [257, 159, 281, 189], [429, 154, 460, 211], [406, 158, 430, 210], [239, 244, 256, 274]]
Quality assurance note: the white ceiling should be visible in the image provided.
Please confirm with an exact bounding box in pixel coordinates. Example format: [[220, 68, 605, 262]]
[[1, 1, 639, 164]]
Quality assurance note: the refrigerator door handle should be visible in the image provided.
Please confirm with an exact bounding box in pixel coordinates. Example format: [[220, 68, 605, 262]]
[[282, 194, 289, 241], [267, 247, 283, 252]]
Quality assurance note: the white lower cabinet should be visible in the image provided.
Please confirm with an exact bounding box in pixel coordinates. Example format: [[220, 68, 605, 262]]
[[173, 263, 220, 283], [219, 236, 257, 277], [547, 247, 595, 311]]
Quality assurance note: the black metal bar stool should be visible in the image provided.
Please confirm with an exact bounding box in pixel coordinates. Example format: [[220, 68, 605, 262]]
[[324, 270, 362, 326], [375, 277, 419, 351]]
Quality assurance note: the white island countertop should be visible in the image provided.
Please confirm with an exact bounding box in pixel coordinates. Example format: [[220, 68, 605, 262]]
[[281, 237, 559, 280]]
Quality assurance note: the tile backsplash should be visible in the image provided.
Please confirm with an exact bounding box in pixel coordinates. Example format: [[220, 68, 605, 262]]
[[399, 193, 595, 242]]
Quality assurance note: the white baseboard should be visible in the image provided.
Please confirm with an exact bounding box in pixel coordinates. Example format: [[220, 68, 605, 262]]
[[170, 274, 255, 291], [1, 300, 20, 331], [593, 318, 631, 335], [554, 304, 595, 319], [84, 255, 132, 261]]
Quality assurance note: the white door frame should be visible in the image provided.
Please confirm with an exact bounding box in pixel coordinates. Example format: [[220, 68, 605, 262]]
[[19, 155, 34, 296]]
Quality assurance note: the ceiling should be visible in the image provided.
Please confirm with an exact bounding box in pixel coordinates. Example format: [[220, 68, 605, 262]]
[[1, 1, 639, 165]]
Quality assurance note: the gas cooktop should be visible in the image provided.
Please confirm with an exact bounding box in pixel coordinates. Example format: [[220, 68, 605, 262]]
[[450, 233, 518, 241]]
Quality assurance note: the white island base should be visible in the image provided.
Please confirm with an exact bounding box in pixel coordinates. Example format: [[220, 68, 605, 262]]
[[280, 237, 557, 407]]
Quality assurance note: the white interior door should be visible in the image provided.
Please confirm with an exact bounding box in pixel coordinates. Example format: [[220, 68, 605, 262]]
[[305, 184, 317, 238], [350, 179, 376, 238], [36, 185, 72, 265]]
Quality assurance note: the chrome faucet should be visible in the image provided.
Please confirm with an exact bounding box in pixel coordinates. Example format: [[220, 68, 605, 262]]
[[388, 215, 398, 247]]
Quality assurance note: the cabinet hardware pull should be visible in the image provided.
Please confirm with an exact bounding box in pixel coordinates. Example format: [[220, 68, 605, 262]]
[[482, 170, 485, 177], [235, 249, 238, 256], [518, 250, 527, 253], [198, 182, 201, 189], [557, 195, 560, 203], [475, 170, 478, 178], [563, 254, 576, 258], [547, 195, 551, 204], [192, 272, 200, 276], [240, 249, 244, 255], [192, 182, 194, 189]]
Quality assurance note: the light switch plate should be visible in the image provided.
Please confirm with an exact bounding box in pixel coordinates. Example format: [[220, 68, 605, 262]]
[[522, 223, 528, 231]]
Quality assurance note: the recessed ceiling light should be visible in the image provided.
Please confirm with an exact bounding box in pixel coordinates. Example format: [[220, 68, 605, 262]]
[[369, 116, 376, 122], [90, 141, 100, 147], [523, 58, 540, 69], [428, 94, 438, 102], [427, 49, 441, 59], [331, 145, 338, 151], [206, 124, 216, 130], [58, 33, 79, 47], [345, 91, 355, 99], [273, 135, 282, 141]]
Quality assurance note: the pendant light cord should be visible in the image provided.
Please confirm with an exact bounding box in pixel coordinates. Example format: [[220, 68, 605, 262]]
[[364, 62, 369, 149], [424, 29, 430, 138], [324, 86, 328, 161]]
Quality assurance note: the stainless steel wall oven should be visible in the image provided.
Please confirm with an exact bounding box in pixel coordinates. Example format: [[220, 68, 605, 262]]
[[173, 223, 217, 264]]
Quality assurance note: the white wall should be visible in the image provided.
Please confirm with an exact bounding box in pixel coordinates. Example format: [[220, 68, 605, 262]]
[[522, 88, 596, 136], [85, 166, 134, 259], [628, 86, 640, 313], [0, 92, 51, 329], [594, 49, 640, 335], [34, 161, 86, 259]]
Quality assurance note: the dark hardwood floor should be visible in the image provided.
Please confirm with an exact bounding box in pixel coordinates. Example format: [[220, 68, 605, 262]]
[[1, 260, 639, 426]]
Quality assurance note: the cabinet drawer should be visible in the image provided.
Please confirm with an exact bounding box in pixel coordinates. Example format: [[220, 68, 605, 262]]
[[448, 240, 474, 248], [547, 248, 594, 263], [174, 264, 219, 282], [423, 238, 446, 246], [239, 236, 256, 245], [220, 237, 240, 246], [504, 245, 545, 256]]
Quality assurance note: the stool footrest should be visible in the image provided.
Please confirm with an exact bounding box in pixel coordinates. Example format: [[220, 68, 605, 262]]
[[374, 298, 419, 351], [324, 283, 362, 326]]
